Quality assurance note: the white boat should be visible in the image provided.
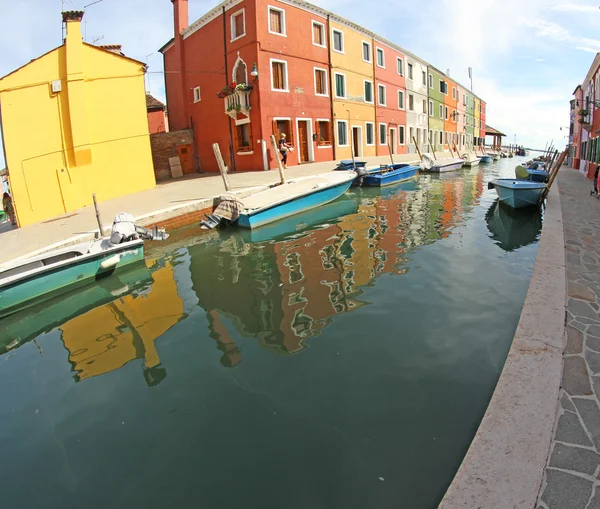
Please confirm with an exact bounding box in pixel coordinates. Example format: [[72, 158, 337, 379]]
[[461, 153, 481, 167], [421, 154, 465, 173]]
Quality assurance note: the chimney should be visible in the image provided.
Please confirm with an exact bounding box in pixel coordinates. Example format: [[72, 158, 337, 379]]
[[62, 10, 85, 23], [172, 0, 189, 37]]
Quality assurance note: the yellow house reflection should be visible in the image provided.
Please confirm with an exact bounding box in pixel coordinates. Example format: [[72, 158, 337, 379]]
[[60, 260, 186, 385]]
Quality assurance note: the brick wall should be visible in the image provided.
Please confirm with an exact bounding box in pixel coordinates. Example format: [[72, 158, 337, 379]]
[[150, 129, 196, 181]]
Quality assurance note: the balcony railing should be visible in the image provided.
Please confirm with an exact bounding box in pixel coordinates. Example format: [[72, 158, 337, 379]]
[[225, 90, 251, 119]]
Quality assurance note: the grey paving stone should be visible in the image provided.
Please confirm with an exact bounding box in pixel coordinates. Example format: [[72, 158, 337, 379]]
[[588, 325, 600, 338], [548, 443, 600, 475], [588, 336, 600, 353], [561, 392, 576, 412], [570, 299, 599, 320], [555, 410, 593, 447], [540, 469, 593, 509], [568, 252, 582, 266], [584, 255, 598, 265], [587, 350, 600, 375], [569, 281, 597, 302], [566, 326, 584, 354], [563, 356, 593, 396], [587, 489, 600, 509], [573, 398, 600, 450]]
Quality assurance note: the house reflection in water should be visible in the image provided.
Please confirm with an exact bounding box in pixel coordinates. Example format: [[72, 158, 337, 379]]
[[59, 260, 187, 386]]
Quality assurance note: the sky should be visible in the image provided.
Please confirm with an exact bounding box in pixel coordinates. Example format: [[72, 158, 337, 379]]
[[0, 0, 598, 166]]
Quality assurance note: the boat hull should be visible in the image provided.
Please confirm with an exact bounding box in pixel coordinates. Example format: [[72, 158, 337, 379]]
[[237, 177, 354, 229], [492, 179, 546, 209], [462, 159, 480, 167], [429, 160, 464, 173], [0, 241, 145, 318], [363, 165, 419, 186], [479, 155, 493, 163]]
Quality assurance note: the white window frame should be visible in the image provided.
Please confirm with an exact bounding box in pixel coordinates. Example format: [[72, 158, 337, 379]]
[[439, 131, 443, 145], [378, 83, 386, 106], [379, 123, 387, 146], [336, 119, 349, 147], [270, 58, 289, 92], [316, 118, 332, 149], [332, 28, 344, 54], [193, 86, 201, 103], [399, 125, 405, 145], [452, 87, 456, 99], [429, 100, 433, 116], [376, 47, 385, 68], [334, 72, 346, 99], [312, 20, 326, 48], [363, 79, 374, 104], [396, 57, 404, 76], [439, 104, 443, 119], [365, 122, 375, 146], [407, 63, 413, 80], [267, 5, 287, 37], [428, 73, 433, 89], [445, 106, 448, 120], [408, 93, 414, 111], [230, 8, 246, 41], [422, 71, 427, 86], [398, 90, 405, 110], [362, 40, 372, 63], [313, 67, 328, 97]]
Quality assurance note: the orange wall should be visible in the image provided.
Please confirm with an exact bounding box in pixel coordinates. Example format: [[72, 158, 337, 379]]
[[147, 109, 168, 134]]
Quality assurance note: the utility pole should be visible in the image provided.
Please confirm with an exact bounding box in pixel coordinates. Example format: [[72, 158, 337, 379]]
[[468, 67, 473, 92]]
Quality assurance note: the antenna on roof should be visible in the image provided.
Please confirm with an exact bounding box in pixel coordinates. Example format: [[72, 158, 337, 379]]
[[92, 35, 104, 45], [83, 0, 104, 42]]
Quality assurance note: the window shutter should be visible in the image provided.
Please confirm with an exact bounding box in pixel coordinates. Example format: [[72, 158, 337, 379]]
[[272, 120, 278, 140], [270, 10, 280, 33], [316, 71, 322, 94], [247, 123, 253, 147], [287, 121, 295, 144]]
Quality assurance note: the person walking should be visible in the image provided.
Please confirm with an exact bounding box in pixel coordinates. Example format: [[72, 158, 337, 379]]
[[278, 133, 291, 169], [2, 192, 16, 225]]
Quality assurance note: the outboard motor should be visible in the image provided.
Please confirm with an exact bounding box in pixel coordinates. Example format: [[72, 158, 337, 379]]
[[110, 212, 138, 245]]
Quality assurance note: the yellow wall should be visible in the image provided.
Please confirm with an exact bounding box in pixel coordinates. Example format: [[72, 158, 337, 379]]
[[330, 21, 377, 160], [0, 18, 155, 227]]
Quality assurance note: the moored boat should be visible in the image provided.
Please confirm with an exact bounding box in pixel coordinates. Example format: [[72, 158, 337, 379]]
[[420, 155, 464, 173], [479, 154, 493, 163], [362, 163, 420, 186], [515, 164, 549, 183], [489, 179, 546, 209], [461, 153, 481, 167]]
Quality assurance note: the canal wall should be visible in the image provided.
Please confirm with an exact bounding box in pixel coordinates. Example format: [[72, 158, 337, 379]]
[[440, 181, 567, 508]]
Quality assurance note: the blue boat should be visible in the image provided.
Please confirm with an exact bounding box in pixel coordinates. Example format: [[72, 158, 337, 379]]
[[363, 163, 420, 187], [479, 155, 493, 163], [515, 164, 549, 183], [0, 238, 146, 318], [235, 172, 356, 229], [490, 179, 546, 209]]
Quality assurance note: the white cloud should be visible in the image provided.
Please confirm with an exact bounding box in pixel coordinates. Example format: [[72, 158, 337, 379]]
[[552, 2, 599, 13], [519, 17, 600, 51], [535, 58, 546, 62]]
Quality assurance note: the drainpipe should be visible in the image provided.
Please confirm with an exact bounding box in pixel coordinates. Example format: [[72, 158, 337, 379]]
[[372, 36, 378, 157], [326, 15, 336, 160], [222, 6, 236, 171]]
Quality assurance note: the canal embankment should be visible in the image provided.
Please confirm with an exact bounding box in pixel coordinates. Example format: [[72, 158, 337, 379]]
[[0, 152, 430, 266], [440, 168, 567, 508]]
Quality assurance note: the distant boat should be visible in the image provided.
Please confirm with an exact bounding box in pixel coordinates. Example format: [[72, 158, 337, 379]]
[[362, 163, 420, 186], [0, 238, 146, 319], [420, 155, 464, 173], [479, 154, 493, 163], [489, 179, 546, 209]]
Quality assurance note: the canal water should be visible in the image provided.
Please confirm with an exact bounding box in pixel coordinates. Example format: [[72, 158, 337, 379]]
[[0, 157, 542, 509]]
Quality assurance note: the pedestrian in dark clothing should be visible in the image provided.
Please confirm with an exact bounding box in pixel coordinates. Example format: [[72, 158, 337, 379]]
[[592, 166, 600, 197], [278, 133, 291, 169]]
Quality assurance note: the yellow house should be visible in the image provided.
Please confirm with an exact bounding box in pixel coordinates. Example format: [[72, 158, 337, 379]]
[[0, 11, 155, 227], [474, 97, 481, 143]]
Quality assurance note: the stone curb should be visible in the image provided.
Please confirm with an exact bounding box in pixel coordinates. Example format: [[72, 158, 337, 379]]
[[439, 181, 567, 508]]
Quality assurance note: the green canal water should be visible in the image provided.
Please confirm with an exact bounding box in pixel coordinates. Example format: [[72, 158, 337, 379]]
[[0, 158, 542, 509]]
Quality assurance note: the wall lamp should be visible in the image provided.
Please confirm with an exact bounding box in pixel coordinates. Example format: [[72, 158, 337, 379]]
[[250, 62, 259, 79]]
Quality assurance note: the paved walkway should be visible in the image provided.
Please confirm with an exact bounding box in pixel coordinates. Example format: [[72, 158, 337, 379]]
[[537, 168, 600, 509], [0, 153, 424, 265]]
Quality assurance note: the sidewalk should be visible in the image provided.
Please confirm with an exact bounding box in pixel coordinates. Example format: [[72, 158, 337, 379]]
[[0, 152, 424, 266], [537, 168, 600, 509]]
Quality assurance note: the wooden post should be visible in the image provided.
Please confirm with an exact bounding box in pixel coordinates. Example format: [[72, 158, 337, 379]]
[[92, 193, 103, 236], [547, 150, 558, 174], [453, 141, 459, 157], [387, 142, 395, 166], [540, 150, 567, 203], [429, 133, 437, 160], [270, 135, 287, 184], [412, 136, 423, 160], [212, 143, 232, 191]]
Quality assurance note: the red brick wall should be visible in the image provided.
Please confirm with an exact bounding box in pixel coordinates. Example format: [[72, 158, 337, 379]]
[[149, 129, 195, 181]]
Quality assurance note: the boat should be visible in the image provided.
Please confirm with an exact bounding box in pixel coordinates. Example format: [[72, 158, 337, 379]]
[[461, 153, 481, 167], [515, 164, 549, 183], [489, 179, 546, 209], [0, 237, 145, 319], [479, 154, 493, 163], [362, 163, 420, 186], [420, 154, 464, 173], [207, 172, 356, 230], [489, 152, 501, 161], [485, 200, 542, 252]]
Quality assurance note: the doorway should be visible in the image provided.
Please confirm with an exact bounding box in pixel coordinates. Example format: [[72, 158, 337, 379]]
[[297, 120, 310, 163], [352, 126, 362, 157], [389, 128, 396, 154]]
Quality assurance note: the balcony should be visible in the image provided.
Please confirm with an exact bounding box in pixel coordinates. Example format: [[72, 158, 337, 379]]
[[224, 90, 251, 120]]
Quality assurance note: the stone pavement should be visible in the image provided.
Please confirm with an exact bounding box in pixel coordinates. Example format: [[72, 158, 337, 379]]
[[0, 152, 425, 266], [537, 168, 600, 509]]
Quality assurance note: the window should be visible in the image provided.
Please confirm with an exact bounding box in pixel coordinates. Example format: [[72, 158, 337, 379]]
[[312, 21, 325, 47], [439, 131, 443, 145], [193, 86, 201, 103], [439, 80, 447, 94], [439, 104, 443, 119], [314, 68, 327, 96], [362, 41, 371, 63], [233, 58, 247, 84], [408, 63, 413, 80], [364, 80, 373, 103], [337, 120, 348, 146], [316, 120, 331, 146], [378, 84, 386, 105], [422, 71, 427, 86], [273, 119, 294, 145], [379, 123, 387, 145], [332, 29, 344, 53], [397, 57, 404, 76], [408, 94, 414, 111], [398, 90, 404, 109], [399, 125, 405, 145], [231, 9, 245, 40], [376, 48, 385, 67], [335, 73, 346, 98], [452, 109, 456, 122], [445, 106, 448, 120], [452, 87, 456, 99], [236, 123, 252, 152], [423, 99, 427, 114], [366, 122, 375, 145], [428, 73, 433, 88], [271, 59, 288, 91], [429, 100, 433, 116], [409, 127, 414, 145], [268, 6, 286, 35], [463, 94, 466, 106], [429, 130, 433, 144]]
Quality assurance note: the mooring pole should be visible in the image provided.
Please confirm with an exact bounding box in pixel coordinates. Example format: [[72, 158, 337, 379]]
[[212, 143, 232, 191], [92, 193, 103, 236]]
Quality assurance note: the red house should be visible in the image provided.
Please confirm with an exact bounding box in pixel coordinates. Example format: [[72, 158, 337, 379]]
[[146, 94, 169, 133]]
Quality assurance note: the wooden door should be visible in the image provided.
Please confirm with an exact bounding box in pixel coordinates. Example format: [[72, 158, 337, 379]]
[[352, 127, 360, 158], [177, 144, 196, 175], [390, 129, 396, 154], [297, 121, 309, 163]]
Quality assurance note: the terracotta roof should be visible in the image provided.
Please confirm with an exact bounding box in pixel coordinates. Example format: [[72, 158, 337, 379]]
[[99, 44, 123, 55], [146, 94, 166, 111], [485, 125, 506, 137]]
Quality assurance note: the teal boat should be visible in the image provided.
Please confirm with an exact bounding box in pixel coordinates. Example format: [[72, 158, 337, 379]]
[[0, 238, 145, 318]]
